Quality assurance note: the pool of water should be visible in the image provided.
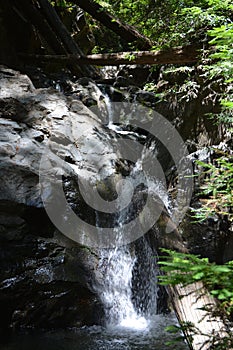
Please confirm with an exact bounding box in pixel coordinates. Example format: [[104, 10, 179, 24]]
[[0, 314, 189, 350]]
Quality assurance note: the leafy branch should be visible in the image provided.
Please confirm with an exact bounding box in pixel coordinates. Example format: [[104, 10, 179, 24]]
[[192, 155, 233, 222], [159, 249, 233, 316]]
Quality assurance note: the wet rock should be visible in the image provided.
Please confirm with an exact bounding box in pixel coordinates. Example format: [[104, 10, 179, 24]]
[[181, 144, 233, 263], [0, 227, 104, 330], [0, 66, 35, 97], [0, 66, 121, 332], [0, 214, 27, 241]]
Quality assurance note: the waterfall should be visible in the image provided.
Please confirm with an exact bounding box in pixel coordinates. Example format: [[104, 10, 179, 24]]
[[97, 245, 148, 330], [94, 163, 168, 331], [92, 88, 171, 331], [94, 202, 162, 330], [103, 90, 114, 127], [94, 202, 145, 329], [94, 195, 162, 330]]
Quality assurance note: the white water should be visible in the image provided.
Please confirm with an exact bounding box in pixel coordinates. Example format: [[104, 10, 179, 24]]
[[93, 90, 170, 332], [104, 90, 114, 127], [94, 166, 167, 331], [98, 244, 148, 330]]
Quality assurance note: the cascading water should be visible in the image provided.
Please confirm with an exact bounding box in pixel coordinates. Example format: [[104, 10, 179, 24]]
[[103, 88, 114, 127], [93, 88, 170, 330], [94, 180, 165, 332], [97, 245, 148, 330], [94, 196, 147, 329]]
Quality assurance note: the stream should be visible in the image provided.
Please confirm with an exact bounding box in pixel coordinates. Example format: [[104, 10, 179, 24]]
[[0, 315, 188, 350]]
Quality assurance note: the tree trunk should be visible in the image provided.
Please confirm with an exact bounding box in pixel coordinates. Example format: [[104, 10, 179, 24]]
[[14, 0, 67, 55], [37, 0, 98, 77], [20, 45, 200, 66], [71, 0, 152, 50]]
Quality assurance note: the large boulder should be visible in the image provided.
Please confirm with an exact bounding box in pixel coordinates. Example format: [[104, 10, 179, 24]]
[[0, 66, 121, 333]]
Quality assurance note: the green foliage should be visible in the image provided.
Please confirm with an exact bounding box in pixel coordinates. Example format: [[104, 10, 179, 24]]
[[165, 320, 233, 349], [207, 23, 233, 121], [165, 322, 201, 347], [143, 82, 157, 92], [192, 155, 233, 222], [159, 249, 233, 316], [91, 0, 233, 50], [123, 52, 136, 61], [209, 25, 233, 76], [50, 0, 74, 9], [184, 1, 233, 224], [159, 249, 233, 348]]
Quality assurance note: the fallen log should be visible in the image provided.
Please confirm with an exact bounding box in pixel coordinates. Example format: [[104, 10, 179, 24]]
[[20, 45, 200, 66], [68, 0, 152, 50], [155, 215, 231, 350], [168, 282, 230, 350]]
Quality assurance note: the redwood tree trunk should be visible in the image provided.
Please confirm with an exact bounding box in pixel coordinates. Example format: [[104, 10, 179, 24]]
[[13, 0, 99, 77], [38, 0, 84, 55]]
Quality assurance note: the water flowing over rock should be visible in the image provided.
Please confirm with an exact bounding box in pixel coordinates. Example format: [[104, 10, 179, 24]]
[[0, 66, 123, 333]]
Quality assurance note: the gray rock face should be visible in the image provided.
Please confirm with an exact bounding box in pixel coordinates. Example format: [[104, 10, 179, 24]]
[[0, 66, 118, 205], [0, 66, 121, 332]]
